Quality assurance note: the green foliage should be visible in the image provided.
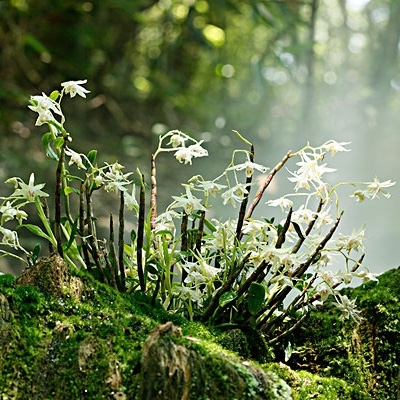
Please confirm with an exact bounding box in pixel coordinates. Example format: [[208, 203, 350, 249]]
[[247, 282, 266, 315]]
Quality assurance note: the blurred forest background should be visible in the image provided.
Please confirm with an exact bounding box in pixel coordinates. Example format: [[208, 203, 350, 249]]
[[1, 0, 399, 276]]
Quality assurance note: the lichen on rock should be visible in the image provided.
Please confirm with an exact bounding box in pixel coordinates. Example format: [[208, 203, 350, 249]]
[[17, 253, 78, 298]]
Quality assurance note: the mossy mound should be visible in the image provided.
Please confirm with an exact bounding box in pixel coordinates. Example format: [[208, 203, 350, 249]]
[[0, 255, 292, 399], [1, 254, 395, 399], [286, 267, 400, 400]]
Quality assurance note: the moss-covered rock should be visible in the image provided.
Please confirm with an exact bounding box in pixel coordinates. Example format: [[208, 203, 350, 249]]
[[140, 321, 292, 399], [1, 255, 395, 399], [286, 267, 400, 400], [0, 255, 292, 399]]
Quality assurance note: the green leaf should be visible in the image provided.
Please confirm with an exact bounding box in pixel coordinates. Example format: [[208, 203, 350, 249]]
[[284, 341, 293, 362], [292, 222, 304, 240], [310, 252, 321, 265], [23, 33, 49, 54], [53, 137, 64, 149], [31, 243, 41, 263], [154, 230, 174, 240], [64, 217, 79, 251], [247, 282, 266, 315], [64, 186, 79, 196], [87, 150, 97, 166], [64, 174, 84, 183], [145, 261, 160, 275], [123, 243, 133, 257], [50, 90, 60, 101], [41, 132, 59, 161], [41, 131, 55, 146], [219, 291, 237, 308], [204, 217, 216, 233], [130, 229, 137, 243], [20, 224, 54, 244]]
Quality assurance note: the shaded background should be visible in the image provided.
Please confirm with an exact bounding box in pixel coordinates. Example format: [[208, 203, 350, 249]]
[[1, 0, 399, 275]]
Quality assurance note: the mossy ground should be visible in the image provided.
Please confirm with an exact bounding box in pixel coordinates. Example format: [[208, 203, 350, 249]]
[[285, 267, 400, 400], [0, 260, 398, 399], [0, 267, 153, 399]]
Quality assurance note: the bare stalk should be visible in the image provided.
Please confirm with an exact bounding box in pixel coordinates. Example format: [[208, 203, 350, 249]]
[[118, 190, 126, 292], [150, 154, 157, 230], [79, 182, 92, 272], [268, 311, 310, 345], [275, 207, 293, 249], [137, 175, 146, 292], [292, 212, 343, 279], [236, 259, 270, 298], [268, 254, 365, 342], [180, 213, 189, 284], [262, 273, 318, 337], [245, 150, 292, 221], [107, 214, 119, 290], [236, 144, 254, 240]]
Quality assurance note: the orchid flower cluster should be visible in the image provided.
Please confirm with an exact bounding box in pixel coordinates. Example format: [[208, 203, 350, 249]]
[[0, 80, 395, 343]]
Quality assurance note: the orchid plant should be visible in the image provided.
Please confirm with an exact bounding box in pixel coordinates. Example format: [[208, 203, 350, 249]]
[[0, 80, 395, 343]]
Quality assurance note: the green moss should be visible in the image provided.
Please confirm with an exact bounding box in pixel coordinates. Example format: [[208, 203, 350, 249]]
[[0, 273, 15, 289], [265, 363, 369, 400], [0, 266, 292, 399], [1, 265, 399, 399], [292, 370, 368, 400], [286, 267, 400, 400], [216, 326, 274, 363], [0, 266, 159, 399]]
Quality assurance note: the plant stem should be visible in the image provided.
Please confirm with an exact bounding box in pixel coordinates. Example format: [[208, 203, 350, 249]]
[[236, 144, 254, 240], [268, 312, 310, 344], [245, 150, 292, 221], [35, 196, 57, 248], [257, 213, 342, 332], [180, 212, 189, 284], [137, 174, 146, 292], [291, 199, 323, 254], [108, 213, 120, 291], [150, 154, 157, 231], [86, 186, 109, 285], [292, 212, 342, 279], [195, 210, 206, 253], [41, 197, 54, 253], [263, 273, 318, 338], [54, 139, 67, 257], [201, 252, 251, 322], [236, 259, 270, 298], [62, 173, 74, 225], [118, 190, 126, 292], [275, 207, 293, 248], [79, 182, 92, 272]]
